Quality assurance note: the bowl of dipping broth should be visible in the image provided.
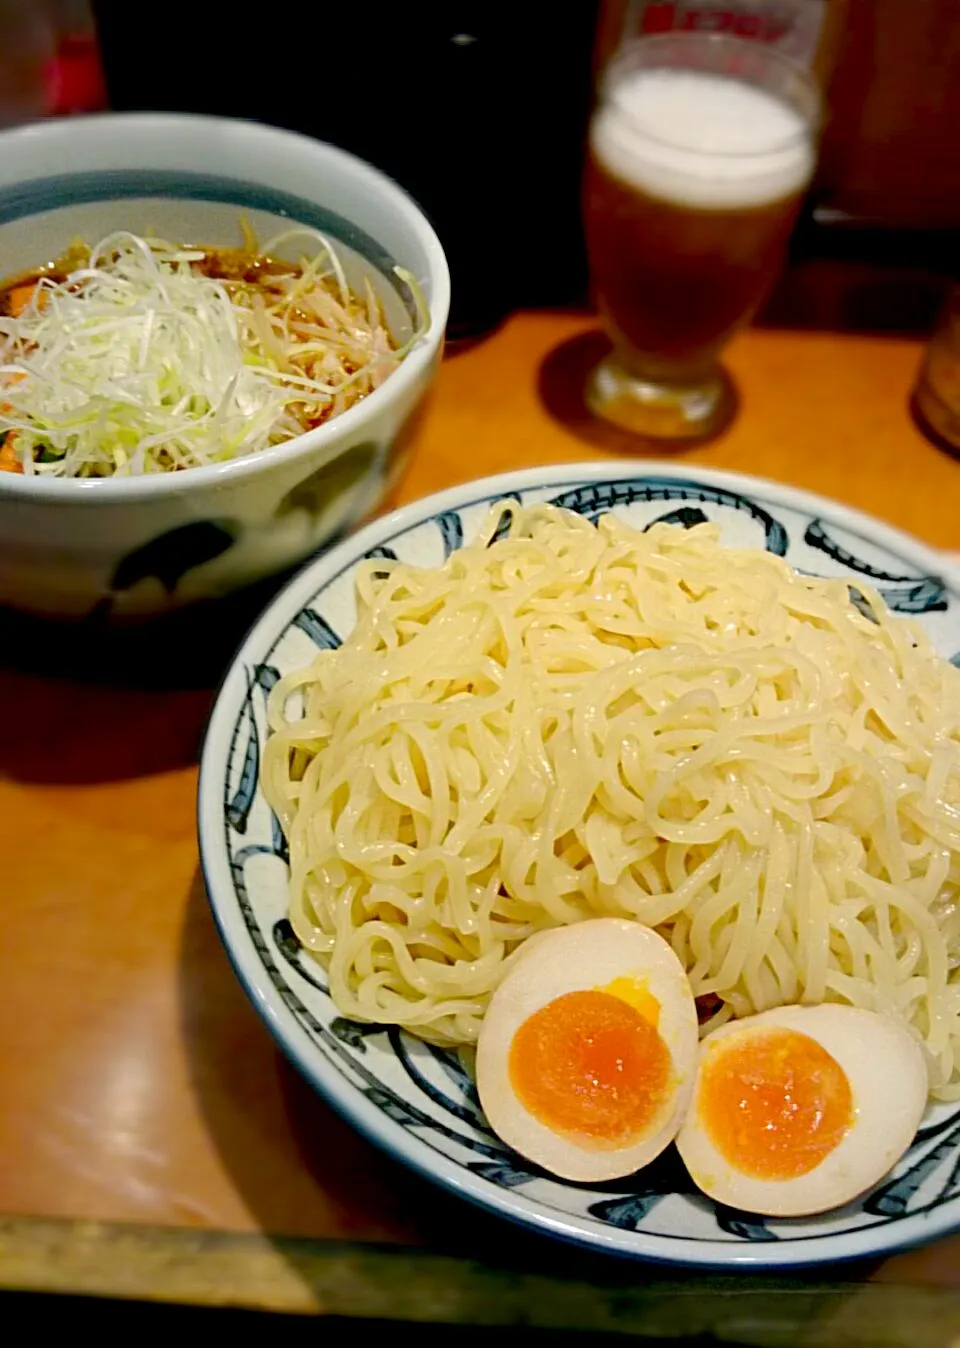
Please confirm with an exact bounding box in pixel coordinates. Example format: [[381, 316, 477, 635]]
[[0, 113, 449, 619]]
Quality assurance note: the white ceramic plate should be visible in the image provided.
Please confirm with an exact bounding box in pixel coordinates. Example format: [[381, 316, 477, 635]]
[[198, 463, 960, 1268]]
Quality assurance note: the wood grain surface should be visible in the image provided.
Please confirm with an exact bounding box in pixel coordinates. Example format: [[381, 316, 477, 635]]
[[0, 310, 958, 1308], [2, 1214, 960, 1344]]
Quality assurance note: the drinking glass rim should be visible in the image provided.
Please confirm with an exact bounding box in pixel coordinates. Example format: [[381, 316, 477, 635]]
[[600, 32, 823, 161]]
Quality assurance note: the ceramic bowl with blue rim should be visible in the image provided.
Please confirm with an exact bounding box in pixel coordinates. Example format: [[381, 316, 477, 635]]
[[0, 113, 449, 619], [198, 463, 960, 1268]]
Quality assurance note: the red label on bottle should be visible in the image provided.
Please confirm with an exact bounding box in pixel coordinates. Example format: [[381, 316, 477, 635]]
[[629, 0, 823, 63]]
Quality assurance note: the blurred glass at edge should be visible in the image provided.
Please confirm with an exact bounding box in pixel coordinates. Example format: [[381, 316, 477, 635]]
[[92, 1, 601, 341], [0, 0, 100, 124]]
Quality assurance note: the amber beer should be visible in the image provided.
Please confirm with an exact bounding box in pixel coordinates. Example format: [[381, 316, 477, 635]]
[[584, 36, 819, 438]]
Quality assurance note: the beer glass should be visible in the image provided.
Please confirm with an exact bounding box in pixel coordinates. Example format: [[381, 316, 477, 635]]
[[584, 34, 821, 442]]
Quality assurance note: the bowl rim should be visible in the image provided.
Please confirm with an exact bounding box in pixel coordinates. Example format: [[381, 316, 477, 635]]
[[198, 460, 960, 1267], [0, 112, 450, 503]]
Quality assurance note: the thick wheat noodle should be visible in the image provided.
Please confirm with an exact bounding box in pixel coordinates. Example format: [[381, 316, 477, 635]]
[[262, 503, 960, 1097]]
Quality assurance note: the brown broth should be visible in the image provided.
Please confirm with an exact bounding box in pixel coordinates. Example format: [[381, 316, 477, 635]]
[[0, 241, 303, 316]]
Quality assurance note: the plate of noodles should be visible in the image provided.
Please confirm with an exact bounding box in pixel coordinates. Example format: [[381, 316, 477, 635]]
[[199, 463, 960, 1267]]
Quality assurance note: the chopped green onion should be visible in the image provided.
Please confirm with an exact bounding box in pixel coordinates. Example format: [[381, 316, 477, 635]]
[[0, 228, 428, 479]]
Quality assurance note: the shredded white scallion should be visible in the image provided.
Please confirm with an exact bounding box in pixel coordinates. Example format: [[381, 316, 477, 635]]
[[0, 227, 427, 478]]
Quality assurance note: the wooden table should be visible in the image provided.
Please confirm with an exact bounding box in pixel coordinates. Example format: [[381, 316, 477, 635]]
[[2, 310, 960, 1338]]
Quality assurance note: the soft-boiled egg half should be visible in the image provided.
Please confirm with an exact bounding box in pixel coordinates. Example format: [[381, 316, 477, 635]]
[[476, 919, 698, 1182], [676, 1004, 928, 1217]]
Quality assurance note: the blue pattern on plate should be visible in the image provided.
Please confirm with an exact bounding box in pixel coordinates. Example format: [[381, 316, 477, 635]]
[[547, 478, 789, 555], [330, 1018, 388, 1052], [225, 663, 281, 846], [589, 1193, 667, 1230], [292, 607, 342, 649], [273, 918, 329, 996], [804, 519, 924, 582], [804, 518, 947, 613], [211, 471, 960, 1263], [864, 1111, 960, 1217], [645, 505, 709, 531], [883, 578, 947, 614], [391, 1029, 495, 1134], [468, 1161, 540, 1189], [436, 510, 464, 557]]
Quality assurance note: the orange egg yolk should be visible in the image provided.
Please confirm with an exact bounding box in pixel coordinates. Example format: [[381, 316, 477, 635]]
[[699, 1027, 854, 1181], [508, 989, 672, 1149]]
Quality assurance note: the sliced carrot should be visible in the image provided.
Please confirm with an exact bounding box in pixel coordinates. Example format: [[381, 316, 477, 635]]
[[6, 282, 42, 317], [1, 374, 29, 472], [0, 433, 23, 473]]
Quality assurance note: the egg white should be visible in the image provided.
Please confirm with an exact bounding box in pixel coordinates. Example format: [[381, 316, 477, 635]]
[[676, 1004, 928, 1218], [476, 919, 699, 1182]]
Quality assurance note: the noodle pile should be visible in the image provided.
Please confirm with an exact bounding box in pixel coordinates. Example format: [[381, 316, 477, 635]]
[[262, 504, 960, 1096]]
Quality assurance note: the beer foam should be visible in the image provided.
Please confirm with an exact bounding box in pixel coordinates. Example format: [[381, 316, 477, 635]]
[[592, 69, 814, 210]]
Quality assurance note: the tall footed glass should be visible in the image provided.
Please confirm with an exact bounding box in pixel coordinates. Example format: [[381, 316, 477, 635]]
[[584, 34, 821, 443]]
